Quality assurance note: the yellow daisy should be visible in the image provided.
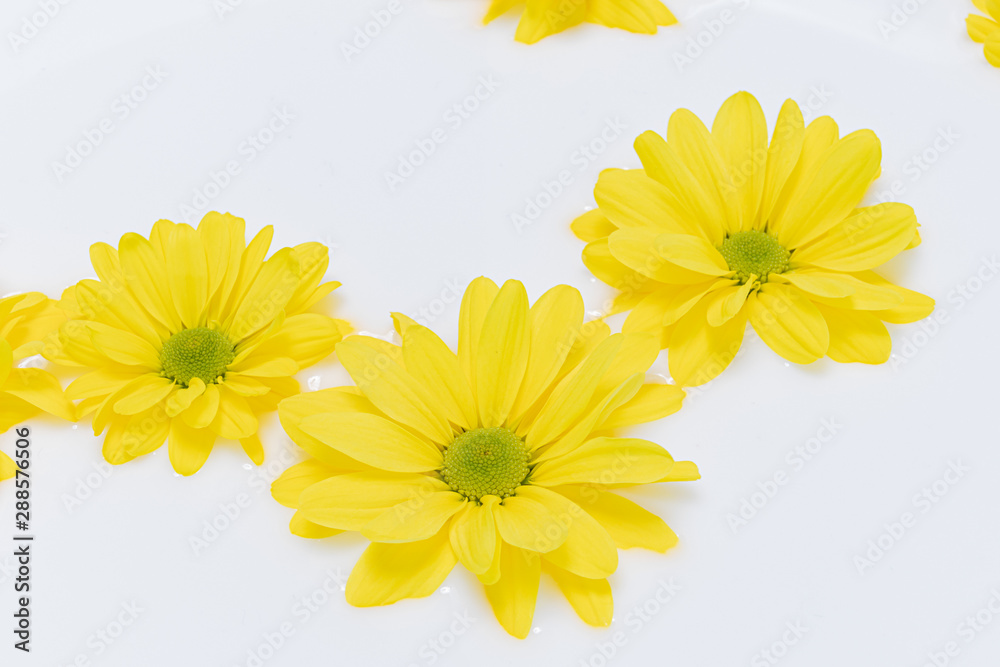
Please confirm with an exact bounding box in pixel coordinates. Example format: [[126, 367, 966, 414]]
[[572, 91, 934, 387], [272, 278, 697, 638], [48, 212, 348, 476], [967, 0, 1000, 67], [484, 0, 677, 44], [0, 291, 75, 433]]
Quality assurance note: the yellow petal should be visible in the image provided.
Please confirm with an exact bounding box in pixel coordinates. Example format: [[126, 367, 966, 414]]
[[0, 339, 11, 387], [668, 297, 748, 386], [289, 511, 343, 539], [168, 418, 215, 476], [594, 169, 707, 239], [967, 14, 999, 42], [182, 383, 220, 429], [277, 387, 379, 470], [300, 472, 448, 530], [0, 450, 16, 482], [535, 490, 618, 579], [118, 232, 182, 331], [532, 437, 674, 487], [570, 209, 617, 243], [119, 408, 171, 458], [987, 30, 1000, 67], [476, 280, 530, 427], [484, 544, 540, 639], [554, 485, 677, 552], [775, 130, 882, 249], [484, 0, 521, 23], [747, 284, 829, 364], [458, 277, 499, 389], [363, 491, 466, 543], [542, 561, 613, 627], [668, 108, 742, 236], [113, 375, 175, 415], [4, 368, 75, 421], [346, 530, 457, 607], [88, 324, 161, 368], [243, 313, 342, 369], [336, 338, 452, 443], [815, 304, 891, 364], [513, 0, 586, 43], [792, 203, 918, 272], [211, 383, 258, 439], [509, 285, 584, 422], [608, 229, 728, 284], [705, 281, 755, 326], [756, 99, 805, 229], [494, 487, 570, 553], [300, 412, 441, 473], [658, 460, 701, 482], [586, 0, 659, 32], [855, 271, 935, 324], [449, 496, 499, 574], [599, 382, 685, 431], [712, 91, 768, 230], [767, 115, 840, 233], [582, 238, 656, 296], [271, 459, 340, 508], [240, 433, 265, 465], [525, 335, 622, 446], [227, 247, 301, 341], [402, 324, 477, 431], [166, 224, 209, 329], [633, 130, 725, 244]]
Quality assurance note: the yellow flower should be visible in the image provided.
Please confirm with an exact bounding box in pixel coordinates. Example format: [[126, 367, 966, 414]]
[[967, 0, 1000, 67], [572, 91, 934, 386], [484, 0, 676, 44], [0, 291, 75, 433], [49, 212, 348, 476], [272, 278, 697, 638]]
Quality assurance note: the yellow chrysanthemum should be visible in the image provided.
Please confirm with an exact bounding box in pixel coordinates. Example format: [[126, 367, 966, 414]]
[[484, 0, 676, 44], [272, 278, 698, 638], [0, 291, 75, 433], [572, 92, 935, 387], [48, 212, 348, 476], [967, 0, 1000, 67]]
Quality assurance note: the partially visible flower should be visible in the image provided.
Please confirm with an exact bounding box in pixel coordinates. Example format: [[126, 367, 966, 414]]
[[572, 91, 933, 386], [484, 0, 677, 44], [272, 278, 697, 638], [967, 0, 1000, 67], [0, 291, 74, 433], [48, 212, 349, 476], [0, 450, 14, 482]]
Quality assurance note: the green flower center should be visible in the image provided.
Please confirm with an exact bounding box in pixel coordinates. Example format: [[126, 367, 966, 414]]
[[160, 327, 235, 386], [441, 427, 531, 502], [718, 230, 790, 284]]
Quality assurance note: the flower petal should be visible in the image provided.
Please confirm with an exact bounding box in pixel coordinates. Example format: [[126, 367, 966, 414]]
[[748, 283, 829, 364], [816, 304, 891, 364], [346, 530, 457, 607], [476, 280, 530, 427], [668, 296, 748, 386], [554, 485, 678, 552], [168, 419, 215, 476], [271, 459, 340, 508], [594, 168, 707, 238], [458, 277, 499, 389], [792, 203, 918, 272], [227, 247, 301, 342], [542, 561, 613, 627], [534, 490, 618, 579], [449, 496, 499, 574], [300, 472, 449, 531], [289, 511, 343, 539], [363, 491, 466, 543], [494, 487, 570, 553], [598, 382, 685, 431], [756, 99, 805, 229], [300, 412, 441, 473], [166, 224, 209, 329], [570, 209, 617, 243], [402, 325, 477, 431], [531, 437, 674, 487], [712, 91, 768, 230], [336, 338, 451, 443], [113, 375, 176, 415], [484, 544, 540, 639]]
